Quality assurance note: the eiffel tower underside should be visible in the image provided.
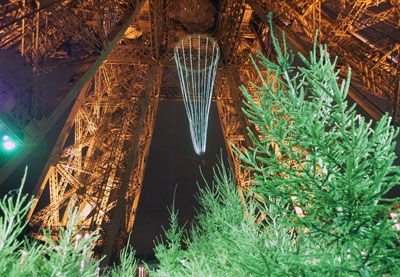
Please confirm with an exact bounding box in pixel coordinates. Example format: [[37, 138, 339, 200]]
[[0, 0, 398, 262]]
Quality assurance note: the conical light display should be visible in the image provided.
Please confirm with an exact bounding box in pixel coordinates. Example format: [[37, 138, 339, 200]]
[[174, 34, 220, 155]]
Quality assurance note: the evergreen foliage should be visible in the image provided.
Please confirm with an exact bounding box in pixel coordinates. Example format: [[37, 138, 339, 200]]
[[237, 15, 400, 275], [0, 168, 139, 276], [111, 237, 139, 277], [152, 163, 299, 276], [0, 168, 102, 276]]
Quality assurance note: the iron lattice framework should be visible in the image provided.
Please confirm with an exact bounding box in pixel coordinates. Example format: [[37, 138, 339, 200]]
[[27, 62, 162, 260], [248, 0, 399, 121], [0, 0, 398, 262], [0, 0, 148, 185]]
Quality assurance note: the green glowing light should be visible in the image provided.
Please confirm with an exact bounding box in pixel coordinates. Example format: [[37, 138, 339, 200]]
[[1, 134, 18, 152], [3, 140, 16, 151], [1, 121, 21, 154]]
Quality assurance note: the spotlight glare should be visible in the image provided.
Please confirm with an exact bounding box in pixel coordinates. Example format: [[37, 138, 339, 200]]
[[3, 140, 16, 151], [2, 135, 9, 141]]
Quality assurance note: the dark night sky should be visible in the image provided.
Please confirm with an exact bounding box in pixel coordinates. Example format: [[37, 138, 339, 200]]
[[131, 101, 228, 255]]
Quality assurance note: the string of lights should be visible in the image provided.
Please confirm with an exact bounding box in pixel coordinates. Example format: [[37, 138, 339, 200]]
[[174, 34, 220, 155]]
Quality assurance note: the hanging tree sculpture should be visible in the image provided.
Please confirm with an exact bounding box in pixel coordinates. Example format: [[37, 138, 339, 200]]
[[174, 34, 220, 155]]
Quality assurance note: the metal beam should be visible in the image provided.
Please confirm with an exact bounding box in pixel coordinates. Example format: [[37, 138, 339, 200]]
[[99, 64, 162, 265], [216, 0, 246, 64], [26, 79, 93, 220]]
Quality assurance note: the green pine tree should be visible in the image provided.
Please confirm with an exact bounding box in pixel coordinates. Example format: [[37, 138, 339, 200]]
[[0, 168, 101, 276], [238, 13, 400, 276]]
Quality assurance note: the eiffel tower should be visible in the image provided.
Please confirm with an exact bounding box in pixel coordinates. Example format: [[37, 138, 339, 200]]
[[0, 0, 398, 264]]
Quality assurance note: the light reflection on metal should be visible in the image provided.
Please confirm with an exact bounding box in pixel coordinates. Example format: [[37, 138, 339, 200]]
[[174, 34, 220, 155]]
